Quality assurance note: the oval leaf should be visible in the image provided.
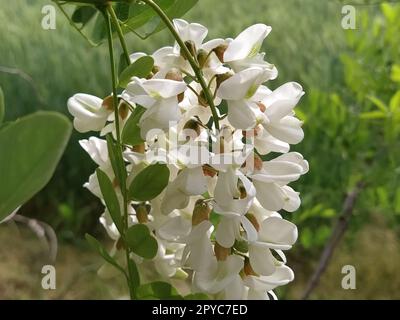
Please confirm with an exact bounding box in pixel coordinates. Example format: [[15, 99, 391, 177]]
[[85, 234, 125, 275], [128, 163, 169, 201], [119, 56, 154, 88], [126, 224, 158, 259], [121, 105, 145, 146], [0, 112, 71, 221], [96, 168, 123, 233]]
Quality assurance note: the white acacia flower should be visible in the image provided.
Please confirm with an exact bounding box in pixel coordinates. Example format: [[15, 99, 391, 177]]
[[224, 24, 277, 76], [68, 93, 111, 133], [193, 255, 244, 298], [259, 82, 305, 145], [243, 265, 294, 299], [216, 67, 271, 129], [249, 152, 309, 212], [247, 216, 298, 276], [181, 220, 215, 272], [124, 77, 186, 139]]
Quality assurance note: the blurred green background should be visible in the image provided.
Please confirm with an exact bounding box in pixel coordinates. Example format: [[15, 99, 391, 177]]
[[1, 0, 400, 299]]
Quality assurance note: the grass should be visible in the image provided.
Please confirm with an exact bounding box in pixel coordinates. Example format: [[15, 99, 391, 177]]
[[1, 213, 398, 299]]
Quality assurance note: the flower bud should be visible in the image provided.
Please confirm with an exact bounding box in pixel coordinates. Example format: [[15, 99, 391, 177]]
[[202, 164, 217, 177], [245, 213, 260, 232], [181, 40, 197, 60], [118, 100, 130, 120], [102, 95, 114, 111], [213, 44, 228, 63], [165, 68, 183, 82], [131, 143, 145, 154], [197, 49, 209, 68], [214, 242, 231, 261], [136, 204, 149, 224], [256, 102, 267, 113], [116, 237, 125, 250], [152, 65, 160, 74], [243, 257, 258, 276], [198, 90, 208, 107], [216, 72, 233, 89], [177, 92, 185, 103], [183, 119, 201, 140], [192, 199, 211, 226]]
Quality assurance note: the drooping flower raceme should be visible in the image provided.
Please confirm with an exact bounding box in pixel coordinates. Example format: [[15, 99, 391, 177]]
[[68, 19, 308, 300]]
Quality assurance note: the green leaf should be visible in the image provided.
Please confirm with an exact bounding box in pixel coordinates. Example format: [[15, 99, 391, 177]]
[[122, 0, 175, 34], [121, 105, 146, 146], [71, 6, 97, 26], [127, 257, 140, 289], [389, 91, 400, 114], [125, 224, 158, 259], [0, 86, 4, 124], [360, 111, 387, 120], [96, 168, 123, 233], [367, 95, 388, 112], [137, 281, 182, 300], [128, 163, 170, 201], [106, 135, 127, 190], [391, 64, 400, 83], [0, 112, 71, 221], [85, 234, 126, 274], [119, 56, 154, 88]]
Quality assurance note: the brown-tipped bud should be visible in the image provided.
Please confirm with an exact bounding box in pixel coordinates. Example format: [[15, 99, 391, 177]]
[[192, 200, 211, 226], [197, 49, 209, 68], [245, 213, 260, 232], [214, 242, 231, 261], [202, 164, 217, 178], [131, 143, 145, 154], [198, 90, 208, 107], [183, 119, 201, 137], [243, 257, 258, 276], [152, 65, 160, 74], [177, 92, 185, 103], [165, 68, 183, 82], [118, 101, 130, 120], [146, 72, 154, 80], [253, 153, 263, 171], [213, 44, 228, 63], [181, 40, 197, 60], [136, 204, 149, 224], [102, 95, 114, 111], [216, 72, 233, 89], [116, 237, 125, 250], [256, 102, 267, 113]]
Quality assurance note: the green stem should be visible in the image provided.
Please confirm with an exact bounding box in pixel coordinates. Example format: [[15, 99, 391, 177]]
[[107, 5, 131, 66], [104, 7, 135, 300], [141, 0, 220, 131], [104, 9, 121, 144]]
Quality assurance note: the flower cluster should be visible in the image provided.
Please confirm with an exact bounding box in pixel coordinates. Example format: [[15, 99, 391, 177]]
[[68, 19, 308, 300]]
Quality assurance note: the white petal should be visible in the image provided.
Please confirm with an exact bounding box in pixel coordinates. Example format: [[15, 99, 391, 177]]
[[224, 24, 271, 62], [259, 216, 298, 246], [264, 82, 304, 121], [248, 244, 276, 276]]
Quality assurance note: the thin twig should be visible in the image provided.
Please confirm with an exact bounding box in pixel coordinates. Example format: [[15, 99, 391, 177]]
[[302, 181, 365, 300], [12, 214, 58, 264]]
